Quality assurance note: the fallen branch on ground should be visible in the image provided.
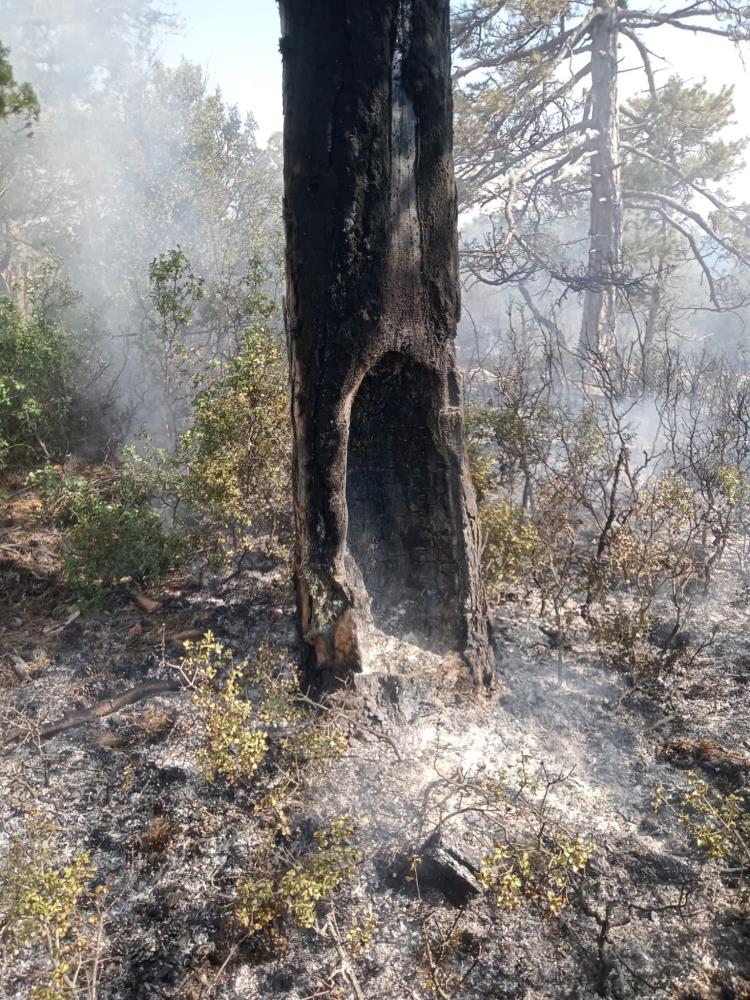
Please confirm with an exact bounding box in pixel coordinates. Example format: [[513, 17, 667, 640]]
[[1, 678, 183, 752]]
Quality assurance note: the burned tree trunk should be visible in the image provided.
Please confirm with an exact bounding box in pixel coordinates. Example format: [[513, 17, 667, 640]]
[[279, 0, 492, 684], [580, 0, 622, 359]]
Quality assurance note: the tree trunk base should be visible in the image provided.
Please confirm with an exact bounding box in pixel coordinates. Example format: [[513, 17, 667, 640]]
[[293, 352, 494, 691]]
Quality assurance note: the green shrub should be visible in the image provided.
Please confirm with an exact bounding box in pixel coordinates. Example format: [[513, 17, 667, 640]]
[[714, 463, 746, 507], [183, 632, 274, 785], [467, 438, 496, 504], [0, 819, 105, 1000], [64, 500, 180, 604], [181, 633, 347, 788], [475, 767, 595, 916], [480, 500, 539, 599], [465, 399, 552, 500], [178, 314, 290, 532], [0, 257, 105, 470], [236, 815, 361, 934], [653, 772, 750, 866], [27, 466, 105, 527], [0, 298, 75, 468], [413, 758, 595, 919], [126, 296, 291, 545], [179, 636, 359, 943], [591, 605, 655, 676], [479, 833, 594, 915], [0, 44, 39, 125], [465, 405, 498, 503], [29, 465, 182, 604]]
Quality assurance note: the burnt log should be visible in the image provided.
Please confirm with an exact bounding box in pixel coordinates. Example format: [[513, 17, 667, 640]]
[[279, 0, 492, 684]]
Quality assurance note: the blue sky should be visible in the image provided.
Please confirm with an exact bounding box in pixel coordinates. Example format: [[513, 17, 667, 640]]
[[160, 0, 283, 140]]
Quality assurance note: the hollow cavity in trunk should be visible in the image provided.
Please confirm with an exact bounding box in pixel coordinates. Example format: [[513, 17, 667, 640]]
[[346, 353, 461, 651]]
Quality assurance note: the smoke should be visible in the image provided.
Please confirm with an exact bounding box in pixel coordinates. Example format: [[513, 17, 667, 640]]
[[0, 0, 283, 446]]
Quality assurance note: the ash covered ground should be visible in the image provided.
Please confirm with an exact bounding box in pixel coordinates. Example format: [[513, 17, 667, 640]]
[[2, 517, 750, 999]]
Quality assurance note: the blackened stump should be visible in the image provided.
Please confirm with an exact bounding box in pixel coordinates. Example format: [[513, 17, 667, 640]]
[[279, 0, 492, 683]]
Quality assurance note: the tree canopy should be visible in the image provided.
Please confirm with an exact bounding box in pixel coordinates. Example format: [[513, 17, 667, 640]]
[[453, 0, 750, 358]]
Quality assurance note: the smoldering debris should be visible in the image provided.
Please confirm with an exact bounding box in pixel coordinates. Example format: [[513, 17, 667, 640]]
[[4, 533, 749, 999]]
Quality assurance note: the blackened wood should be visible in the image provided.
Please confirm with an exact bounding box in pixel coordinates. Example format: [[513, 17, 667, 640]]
[[279, 0, 492, 684]]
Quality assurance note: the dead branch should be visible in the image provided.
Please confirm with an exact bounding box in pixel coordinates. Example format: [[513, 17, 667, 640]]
[[2, 678, 184, 752], [295, 691, 403, 763]]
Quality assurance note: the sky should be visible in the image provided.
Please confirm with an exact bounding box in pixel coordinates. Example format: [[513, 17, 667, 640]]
[[160, 0, 284, 140], [160, 1, 750, 191]]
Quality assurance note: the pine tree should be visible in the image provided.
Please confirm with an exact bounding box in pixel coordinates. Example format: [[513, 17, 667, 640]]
[[453, 0, 750, 358]]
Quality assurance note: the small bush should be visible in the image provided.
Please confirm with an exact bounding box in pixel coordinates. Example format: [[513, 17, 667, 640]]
[[65, 501, 180, 605], [182, 634, 347, 788], [26, 466, 98, 528], [177, 635, 356, 956], [459, 758, 597, 915], [178, 311, 290, 533], [465, 398, 551, 501], [480, 500, 539, 598], [0, 298, 75, 469], [479, 833, 594, 915], [467, 438, 495, 504], [653, 772, 750, 866], [0, 258, 106, 469], [124, 298, 291, 553], [184, 633, 275, 785], [591, 605, 654, 676], [345, 912, 377, 957], [416, 758, 596, 923], [0, 819, 105, 1000], [29, 465, 182, 604], [714, 463, 746, 508], [236, 815, 361, 935], [0, 44, 40, 125], [465, 405, 499, 503]]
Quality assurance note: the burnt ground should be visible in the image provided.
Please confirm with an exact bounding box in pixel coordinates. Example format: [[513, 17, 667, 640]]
[[2, 483, 750, 999]]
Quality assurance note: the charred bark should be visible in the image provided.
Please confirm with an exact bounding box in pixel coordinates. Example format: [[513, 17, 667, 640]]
[[580, 0, 622, 359], [279, 0, 492, 685]]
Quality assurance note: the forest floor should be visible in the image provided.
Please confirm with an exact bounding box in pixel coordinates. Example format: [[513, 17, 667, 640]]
[[2, 476, 750, 1000]]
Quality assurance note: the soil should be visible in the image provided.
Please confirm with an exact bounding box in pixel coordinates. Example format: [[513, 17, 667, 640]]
[[2, 478, 750, 1000]]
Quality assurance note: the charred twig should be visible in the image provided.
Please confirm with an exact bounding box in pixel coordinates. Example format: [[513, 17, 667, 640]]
[[577, 890, 625, 997], [218, 547, 251, 592], [322, 911, 366, 1000], [295, 692, 402, 763], [198, 935, 248, 1000], [413, 868, 479, 1000]]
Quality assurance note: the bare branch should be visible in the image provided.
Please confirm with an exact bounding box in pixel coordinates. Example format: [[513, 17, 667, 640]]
[[622, 142, 750, 231], [624, 187, 749, 264], [632, 201, 722, 308], [619, 27, 659, 99]]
